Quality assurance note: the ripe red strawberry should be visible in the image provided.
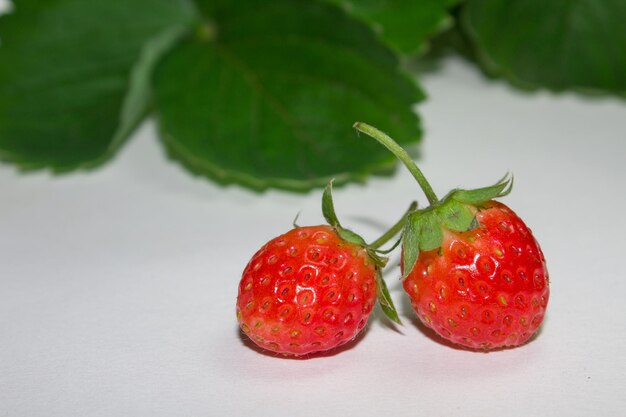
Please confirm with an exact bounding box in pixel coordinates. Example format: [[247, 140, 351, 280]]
[[402, 201, 549, 349], [236, 183, 403, 356], [236, 225, 377, 356], [354, 122, 550, 350]]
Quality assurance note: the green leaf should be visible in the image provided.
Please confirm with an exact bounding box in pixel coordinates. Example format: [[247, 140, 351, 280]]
[[451, 173, 512, 204], [437, 200, 475, 232], [115, 25, 193, 158], [415, 212, 443, 251], [324, 0, 458, 55], [401, 216, 420, 278], [376, 269, 402, 325], [154, 0, 423, 191], [322, 180, 341, 228], [462, 0, 626, 95], [0, 0, 195, 170]]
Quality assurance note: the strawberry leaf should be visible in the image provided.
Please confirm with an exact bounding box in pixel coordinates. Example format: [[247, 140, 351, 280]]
[[0, 0, 194, 170], [154, 0, 423, 191], [323, 0, 459, 55], [376, 269, 402, 324], [462, 0, 626, 95]]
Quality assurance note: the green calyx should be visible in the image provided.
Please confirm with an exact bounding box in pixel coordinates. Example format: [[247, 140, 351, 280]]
[[353, 122, 514, 278], [321, 180, 409, 325], [376, 269, 401, 325], [448, 173, 514, 205], [401, 174, 512, 277]]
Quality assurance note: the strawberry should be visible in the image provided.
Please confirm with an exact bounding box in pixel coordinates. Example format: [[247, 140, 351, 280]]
[[354, 122, 549, 350], [236, 225, 377, 356], [402, 200, 549, 349], [236, 183, 405, 356]]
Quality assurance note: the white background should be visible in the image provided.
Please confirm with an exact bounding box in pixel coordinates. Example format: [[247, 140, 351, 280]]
[[1, 7, 625, 414]]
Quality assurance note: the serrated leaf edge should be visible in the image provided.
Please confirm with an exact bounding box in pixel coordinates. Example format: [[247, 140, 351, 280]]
[[162, 132, 403, 192], [329, 0, 457, 56]]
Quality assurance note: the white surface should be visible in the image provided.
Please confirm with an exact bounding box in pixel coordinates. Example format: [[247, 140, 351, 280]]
[[1, 58, 626, 417]]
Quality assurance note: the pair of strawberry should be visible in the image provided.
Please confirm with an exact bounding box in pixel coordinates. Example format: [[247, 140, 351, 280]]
[[236, 123, 549, 355]]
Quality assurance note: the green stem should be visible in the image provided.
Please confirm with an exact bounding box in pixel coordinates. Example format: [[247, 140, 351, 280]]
[[369, 201, 417, 250], [354, 122, 439, 205]]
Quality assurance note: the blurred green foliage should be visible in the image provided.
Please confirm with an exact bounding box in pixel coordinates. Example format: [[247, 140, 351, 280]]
[[0, 0, 623, 190]]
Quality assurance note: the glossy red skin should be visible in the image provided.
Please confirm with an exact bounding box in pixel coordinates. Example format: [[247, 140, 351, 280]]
[[403, 201, 549, 350], [237, 225, 377, 356]]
